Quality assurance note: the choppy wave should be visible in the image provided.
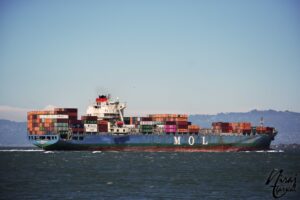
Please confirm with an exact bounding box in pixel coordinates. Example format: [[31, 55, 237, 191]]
[[0, 149, 44, 152], [92, 151, 102, 154], [243, 150, 284, 153], [44, 151, 54, 154]]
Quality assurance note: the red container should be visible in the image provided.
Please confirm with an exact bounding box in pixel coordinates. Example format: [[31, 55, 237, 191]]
[[177, 125, 188, 129], [72, 128, 84, 133], [54, 110, 68, 115], [81, 116, 98, 121], [141, 117, 152, 121], [166, 121, 176, 125], [98, 124, 108, 132], [176, 121, 188, 125], [177, 128, 188, 133], [98, 120, 108, 124]]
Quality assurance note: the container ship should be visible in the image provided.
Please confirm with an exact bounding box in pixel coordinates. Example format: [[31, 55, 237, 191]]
[[27, 95, 277, 152]]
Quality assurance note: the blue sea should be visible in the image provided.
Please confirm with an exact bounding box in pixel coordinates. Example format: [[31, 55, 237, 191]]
[[0, 149, 299, 200]]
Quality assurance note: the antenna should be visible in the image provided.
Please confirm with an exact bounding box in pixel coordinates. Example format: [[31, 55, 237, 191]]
[[260, 117, 264, 127]]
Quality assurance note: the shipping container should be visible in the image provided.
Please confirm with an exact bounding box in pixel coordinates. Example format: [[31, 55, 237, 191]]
[[84, 124, 98, 132]]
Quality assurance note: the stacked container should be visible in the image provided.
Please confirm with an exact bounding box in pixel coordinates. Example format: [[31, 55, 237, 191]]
[[149, 114, 188, 122], [188, 125, 200, 133], [256, 126, 267, 134], [27, 109, 77, 135], [82, 116, 98, 133], [177, 121, 188, 133], [98, 120, 109, 132], [70, 120, 84, 134], [140, 125, 153, 134], [124, 117, 140, 126], [164, 121, 177, 134], [212, 122, 252, 134]]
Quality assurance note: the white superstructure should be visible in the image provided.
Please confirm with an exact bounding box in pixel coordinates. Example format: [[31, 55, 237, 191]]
[[86, 95, 126, 122]]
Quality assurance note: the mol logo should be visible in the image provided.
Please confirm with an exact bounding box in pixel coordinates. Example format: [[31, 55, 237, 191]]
[[173, 136, 208, 145]]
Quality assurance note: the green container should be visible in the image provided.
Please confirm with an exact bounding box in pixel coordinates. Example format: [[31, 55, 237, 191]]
[[84, 120, 97, 124], [140, 125, 153, 133]]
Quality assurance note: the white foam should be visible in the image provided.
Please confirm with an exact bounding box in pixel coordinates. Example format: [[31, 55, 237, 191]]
[[266, 150, 284, 153], [255, 150, 284, 153], [92, 151, 102, 154], [240, 150, 284, 153], [0, 149, 44, 152], [44, 151, 54, 154]]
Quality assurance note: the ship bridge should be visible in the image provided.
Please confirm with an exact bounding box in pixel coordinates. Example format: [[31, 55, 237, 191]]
[[86, 95, 126, 122]]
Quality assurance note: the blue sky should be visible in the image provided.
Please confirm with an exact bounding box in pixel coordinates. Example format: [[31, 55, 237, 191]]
[[0, 0, 300, 120]]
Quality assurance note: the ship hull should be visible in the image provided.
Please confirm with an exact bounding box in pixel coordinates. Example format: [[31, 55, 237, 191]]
[[29, 133, 275, 152]]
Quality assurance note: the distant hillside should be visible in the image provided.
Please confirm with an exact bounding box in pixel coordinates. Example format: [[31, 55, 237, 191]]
[[189, 110, 300, 145], [0, 110, 299, 146], [0, 120, 32, 146]]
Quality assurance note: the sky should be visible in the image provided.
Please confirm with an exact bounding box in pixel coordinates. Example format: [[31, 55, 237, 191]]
[[0, 0, 300, 121]]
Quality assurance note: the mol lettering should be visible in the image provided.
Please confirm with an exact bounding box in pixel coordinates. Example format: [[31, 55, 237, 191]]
[[188, 136, 195, 145], [174, 136, 181, 145], [202, 136, 208, 145]]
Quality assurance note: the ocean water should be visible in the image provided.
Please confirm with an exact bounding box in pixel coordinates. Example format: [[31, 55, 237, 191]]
[[0, 149, 299, 200]]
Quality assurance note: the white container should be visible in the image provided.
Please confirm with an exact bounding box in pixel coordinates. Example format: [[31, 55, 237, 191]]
[[123, 125, 135, 128], [84, 124, 97, 132], [39, 115, 69, 119], [140, 121, 154, 125]]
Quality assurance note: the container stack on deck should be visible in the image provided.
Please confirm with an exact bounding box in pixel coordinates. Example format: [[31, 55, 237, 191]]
[[149, 114, 188, 122], [98, 120, 109, 132], [211, 122, 274, 135], [256, 126, 274, 134], [29, 108, 274, 136], [188, 125, 201, 133], [27, 108, 77, 135], [123, 114, 201, 134], [82, 116, 98, 133], [164, 121, 177, 134], [212, 122, 251, 134]]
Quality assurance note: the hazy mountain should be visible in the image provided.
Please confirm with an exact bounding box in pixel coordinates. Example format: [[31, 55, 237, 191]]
[[0, 120, 32, 147], [0, 109, 299, 146]]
